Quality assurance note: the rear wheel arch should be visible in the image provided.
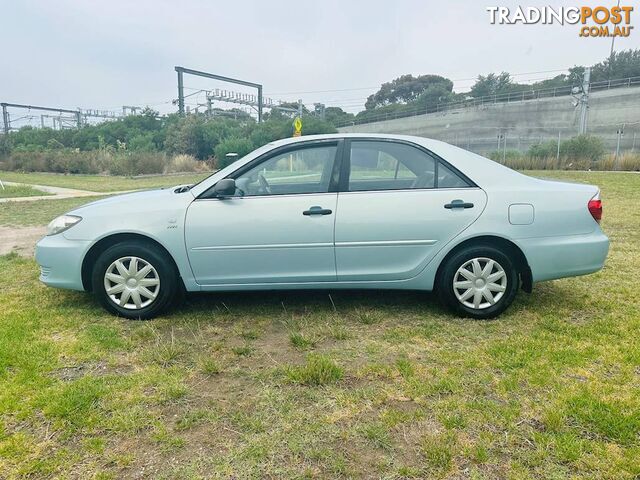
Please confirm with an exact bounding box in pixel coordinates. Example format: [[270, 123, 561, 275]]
[[81, 233, 182, 292], [435, 235, 532, 293]]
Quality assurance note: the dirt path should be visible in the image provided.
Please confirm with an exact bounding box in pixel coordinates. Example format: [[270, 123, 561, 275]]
[[0, 181, 133, 203], [0, 226, 47, 257], [0, 182, 135, 257]]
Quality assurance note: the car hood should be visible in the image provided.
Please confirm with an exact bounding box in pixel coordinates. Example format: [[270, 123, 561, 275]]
[[70, 186, 194, 214]]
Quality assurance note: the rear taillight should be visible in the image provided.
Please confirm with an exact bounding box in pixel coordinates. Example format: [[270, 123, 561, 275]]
[[588, 198, 602, 223]]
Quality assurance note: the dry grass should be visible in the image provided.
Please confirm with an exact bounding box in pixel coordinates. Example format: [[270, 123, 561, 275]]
[[498, 152, 640, 171], [163, 154, 212, 174]]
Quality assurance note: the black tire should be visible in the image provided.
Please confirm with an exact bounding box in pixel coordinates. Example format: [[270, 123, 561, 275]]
[[437, 244, 519, 320], [92, 241, 179, 320]]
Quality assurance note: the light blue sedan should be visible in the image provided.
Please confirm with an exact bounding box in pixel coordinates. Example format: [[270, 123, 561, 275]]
[[35, 134, 609, 319]]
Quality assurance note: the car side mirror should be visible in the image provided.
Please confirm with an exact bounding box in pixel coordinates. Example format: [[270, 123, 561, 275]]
[[213, 178, 236, 198]]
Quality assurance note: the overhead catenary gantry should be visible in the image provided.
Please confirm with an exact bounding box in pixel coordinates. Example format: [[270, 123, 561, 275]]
[[174, 66, 264, 122]]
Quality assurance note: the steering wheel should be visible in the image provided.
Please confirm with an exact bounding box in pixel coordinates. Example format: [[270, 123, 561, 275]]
[[258, 173, 272, 195]]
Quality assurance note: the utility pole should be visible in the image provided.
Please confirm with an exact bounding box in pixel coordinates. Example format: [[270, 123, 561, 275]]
[[608, 0, 621, 81], [502, 132, 507, 162], [176, 68, 185, 115], [314, 103, 326, 119], [615, 125, 624, 168], [578, 67, 591, 135], [1, 103, 9, 134]]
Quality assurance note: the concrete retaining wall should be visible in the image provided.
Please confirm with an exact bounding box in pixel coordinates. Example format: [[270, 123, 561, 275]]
[[338, 86, 640, 154]]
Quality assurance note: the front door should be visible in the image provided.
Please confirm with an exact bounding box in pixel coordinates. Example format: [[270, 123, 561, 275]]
[[334, 139, 487, 281], [185, 141, 341, 286]]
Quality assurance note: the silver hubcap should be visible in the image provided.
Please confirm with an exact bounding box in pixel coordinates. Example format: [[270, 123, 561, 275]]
[[103, 256, 160, 310], [453, 257, 507, 310]]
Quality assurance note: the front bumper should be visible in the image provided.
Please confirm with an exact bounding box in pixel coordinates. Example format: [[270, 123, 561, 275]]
[[35, 234, 91, 291], [520, 229, 610, 282]]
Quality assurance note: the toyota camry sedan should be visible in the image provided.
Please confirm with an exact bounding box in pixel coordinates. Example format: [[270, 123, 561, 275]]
[[35, 134, 609, 320]]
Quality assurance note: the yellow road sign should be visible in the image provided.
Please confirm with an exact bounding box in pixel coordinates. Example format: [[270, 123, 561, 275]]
[[293, 117, 302, 137]]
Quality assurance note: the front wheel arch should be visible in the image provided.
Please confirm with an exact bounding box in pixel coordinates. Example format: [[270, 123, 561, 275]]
[[81, 233, 182, 292], [435, 235, 531, 293]]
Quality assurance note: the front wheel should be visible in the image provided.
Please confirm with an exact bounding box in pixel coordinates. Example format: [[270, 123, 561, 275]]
[[437, 245, 519, 319], [92, 241, 179, 319]]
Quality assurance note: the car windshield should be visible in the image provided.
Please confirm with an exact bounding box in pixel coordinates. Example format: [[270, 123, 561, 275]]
[[189, 142, 278, 190]]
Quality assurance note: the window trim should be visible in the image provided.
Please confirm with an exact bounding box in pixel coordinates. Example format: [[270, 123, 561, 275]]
[[339, 138, 477, 193], [198, 139, 344, 199]]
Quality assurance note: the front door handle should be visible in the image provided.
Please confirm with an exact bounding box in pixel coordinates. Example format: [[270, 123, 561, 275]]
[[303, 206, 333, 216], [444, 199, 474, 209]]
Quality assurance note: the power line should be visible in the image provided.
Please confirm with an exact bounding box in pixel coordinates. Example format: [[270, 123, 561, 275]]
[[265, 69, 570, 96]]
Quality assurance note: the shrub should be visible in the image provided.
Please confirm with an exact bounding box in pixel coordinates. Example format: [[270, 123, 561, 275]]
[[0, 150, 101, 174], [528, 140, 558, 159], [214, 137, 254, 169], [106, 152, 168, 176], [560, 134, 605, 162], [0, 134, 13, 156], [488, 149, 523, 163], [128, 133, 158, 152], [616, 152, 640, 171], [164, 154, 209, 174]]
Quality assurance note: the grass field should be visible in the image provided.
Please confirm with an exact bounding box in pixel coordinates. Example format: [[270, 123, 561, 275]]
[[0, 171, 210, 192], [0, 184, 52, 199], [0, 171, 639, 478]]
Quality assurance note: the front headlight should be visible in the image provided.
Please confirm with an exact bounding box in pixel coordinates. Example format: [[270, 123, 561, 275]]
[[46, 215, 82, 236]]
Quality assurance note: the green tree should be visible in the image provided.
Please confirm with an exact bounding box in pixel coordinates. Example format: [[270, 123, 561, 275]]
[[0, 134, 12, 156], [324, 107, 354, 127], [214, 137, 255, 168], [164, 114, 248, 159], [365, 74, 454, 109], [469, 72, 514, 98], [591, 49, 640, 81]]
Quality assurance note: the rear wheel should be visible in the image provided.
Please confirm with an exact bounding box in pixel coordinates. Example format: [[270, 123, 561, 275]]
[[437, 245, 519, 319], [92, 241, 178, 319]]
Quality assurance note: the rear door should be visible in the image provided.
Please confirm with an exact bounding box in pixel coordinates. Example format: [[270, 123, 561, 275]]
[[334, 139, 487, 281]]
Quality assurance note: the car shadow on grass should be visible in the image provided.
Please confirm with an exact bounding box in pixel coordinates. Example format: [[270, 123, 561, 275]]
[[53, 281, 569, 324], [179, 289, 441, 316]]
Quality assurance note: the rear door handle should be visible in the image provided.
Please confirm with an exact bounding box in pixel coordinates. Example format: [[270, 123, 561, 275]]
[[303, 206, 333, 216], [444, 199, 474, 209]]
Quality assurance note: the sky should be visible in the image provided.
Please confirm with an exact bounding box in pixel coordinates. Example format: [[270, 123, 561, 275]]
[[1, 0, 638, 122]]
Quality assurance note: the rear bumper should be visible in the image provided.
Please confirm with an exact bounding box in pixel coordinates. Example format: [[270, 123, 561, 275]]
[[35, 234, 91, 291], [520, 230, 609, 282]]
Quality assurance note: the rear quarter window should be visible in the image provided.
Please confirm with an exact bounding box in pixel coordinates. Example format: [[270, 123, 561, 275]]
[[437, 162, 472, 188]]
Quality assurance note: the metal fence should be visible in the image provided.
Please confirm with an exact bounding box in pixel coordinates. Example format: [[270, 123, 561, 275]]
[[428, 127, 640, 158], [336, 76, 640, 128]]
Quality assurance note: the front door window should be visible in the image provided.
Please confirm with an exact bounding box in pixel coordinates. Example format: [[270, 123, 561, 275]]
[[233, 144, 338, 196]]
